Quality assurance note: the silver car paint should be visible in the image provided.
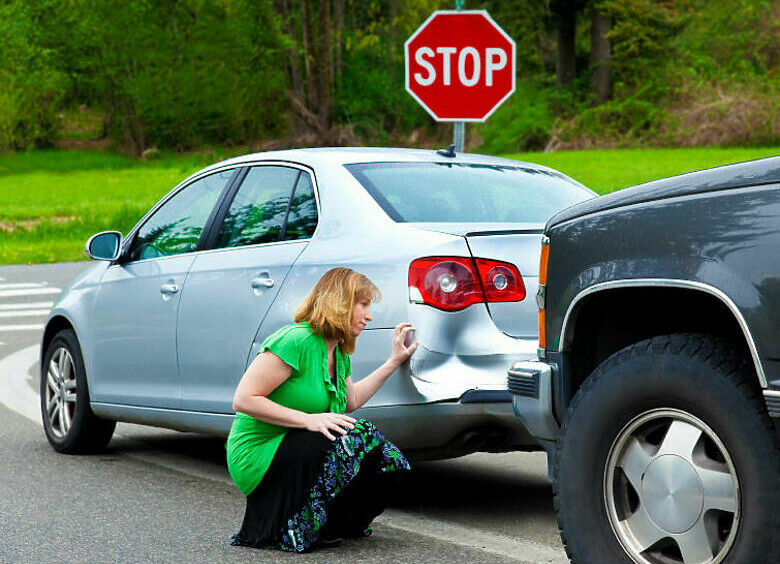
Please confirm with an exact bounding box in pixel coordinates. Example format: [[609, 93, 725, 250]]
[[90, 254, 194, 408], [47, 147, 594, 454]]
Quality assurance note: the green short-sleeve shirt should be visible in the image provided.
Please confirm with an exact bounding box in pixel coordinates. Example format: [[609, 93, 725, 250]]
[[226, 322, 351, 495]]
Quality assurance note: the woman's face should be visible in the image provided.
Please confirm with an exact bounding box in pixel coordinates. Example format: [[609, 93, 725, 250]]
[[351, 297, 372, 337]]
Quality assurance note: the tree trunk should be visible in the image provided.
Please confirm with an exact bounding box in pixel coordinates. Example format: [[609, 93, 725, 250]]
[[590, 8, 611, 103], [555, 6, 577, 88], [317, 0, 333, 125], [300, 0, 317, 112], [277, 0, 304, 133], [334, 0, 343, 83]]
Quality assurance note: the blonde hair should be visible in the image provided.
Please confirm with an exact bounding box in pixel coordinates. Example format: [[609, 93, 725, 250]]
[[293, 267, 381, 355]]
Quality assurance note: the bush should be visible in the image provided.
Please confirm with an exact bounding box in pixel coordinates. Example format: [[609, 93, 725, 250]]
[[476, 80, 554, 154]]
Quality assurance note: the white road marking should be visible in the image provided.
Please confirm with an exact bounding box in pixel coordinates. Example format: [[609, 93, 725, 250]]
[[0, 288, 61, 298], [0, 345, 40, 422], [0, 346, 567, 562], [0, 283, 46, 290], [0, 324, 44, 332], [0, 301, 54, 311], [0, 309, 51, 318]]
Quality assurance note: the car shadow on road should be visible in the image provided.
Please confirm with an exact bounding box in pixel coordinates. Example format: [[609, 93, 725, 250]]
[[108, 427, 556, 536]]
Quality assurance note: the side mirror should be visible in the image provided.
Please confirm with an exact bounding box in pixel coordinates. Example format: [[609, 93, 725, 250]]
[[85, 231, 122, 261]]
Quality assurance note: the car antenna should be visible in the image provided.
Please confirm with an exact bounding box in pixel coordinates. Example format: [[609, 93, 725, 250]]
[[436, 144, 457, 158]]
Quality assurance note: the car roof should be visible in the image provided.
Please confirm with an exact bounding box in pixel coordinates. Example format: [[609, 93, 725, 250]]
[[195, 146, 567, 177]]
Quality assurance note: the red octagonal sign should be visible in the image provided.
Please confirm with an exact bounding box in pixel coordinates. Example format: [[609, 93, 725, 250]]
[[405, 10, 516, 122]]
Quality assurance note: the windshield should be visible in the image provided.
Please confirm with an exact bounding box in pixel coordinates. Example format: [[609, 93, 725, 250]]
[[346, 162, 593, 223]]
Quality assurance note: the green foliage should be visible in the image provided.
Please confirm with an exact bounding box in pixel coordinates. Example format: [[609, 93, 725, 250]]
[[0, 0, 290, 153], [674, 0, 778, 79], [0, 1, 68, 149], [334, 0, 443, 138], [597, 0, 681, 89], [476, 80, 554, 153], [78, 0, 289, 151], [0, 0, 775, 151], [557, 91, 669, 145]]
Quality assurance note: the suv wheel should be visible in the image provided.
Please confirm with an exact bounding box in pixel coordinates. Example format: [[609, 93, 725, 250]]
[[555, 334, 779, 564], [41, 329, 116, 453]]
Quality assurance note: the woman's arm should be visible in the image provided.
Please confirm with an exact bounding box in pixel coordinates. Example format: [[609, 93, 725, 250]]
[[233, 351, 355, 440], [345, 323, 418, 412]]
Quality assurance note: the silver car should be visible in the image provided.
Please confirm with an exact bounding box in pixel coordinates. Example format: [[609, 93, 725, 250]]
[[40, 147, 594, 458]]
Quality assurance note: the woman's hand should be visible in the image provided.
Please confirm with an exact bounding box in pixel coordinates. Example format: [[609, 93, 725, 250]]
[[389, 323, 419, 368], [304, 412, 357, 440]]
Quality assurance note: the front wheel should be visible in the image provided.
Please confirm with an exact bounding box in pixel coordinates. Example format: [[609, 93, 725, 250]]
[[554, 334, 779, 564], [41, 329, 116, 453]]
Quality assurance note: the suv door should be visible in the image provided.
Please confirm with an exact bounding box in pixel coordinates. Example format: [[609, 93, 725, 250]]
[[89, 169, 236, 408], [176, 165, 318, 413]]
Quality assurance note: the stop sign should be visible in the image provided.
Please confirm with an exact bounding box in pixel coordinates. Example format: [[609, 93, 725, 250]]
[[405, 11, 516, 122]]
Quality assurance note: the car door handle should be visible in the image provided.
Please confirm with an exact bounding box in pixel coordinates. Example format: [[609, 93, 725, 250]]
[[160, 283, 180, 295], [251, 277, 275, 289]]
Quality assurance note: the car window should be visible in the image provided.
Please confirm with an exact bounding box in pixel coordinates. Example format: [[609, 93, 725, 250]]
[[283, 172, 318, 240], [216, 166, 299, 248], [346, 162, 593, 223], [128, 170, 233, 261]]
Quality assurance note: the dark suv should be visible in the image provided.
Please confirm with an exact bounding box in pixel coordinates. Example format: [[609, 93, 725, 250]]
[[508, 157, 779, 564]]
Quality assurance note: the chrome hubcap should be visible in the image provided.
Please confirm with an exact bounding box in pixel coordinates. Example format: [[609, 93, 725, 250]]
[[642, 455, 704, 533], [604, 409, 739, 564], [45, 347, 77, 438]]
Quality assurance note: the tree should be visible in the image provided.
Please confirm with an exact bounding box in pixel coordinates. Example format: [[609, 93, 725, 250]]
[[590, 4, 611, 103], [550, 0, 583, 88]]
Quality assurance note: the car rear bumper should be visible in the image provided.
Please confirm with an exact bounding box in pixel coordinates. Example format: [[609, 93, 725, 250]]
[[355, 397, 539, 459]]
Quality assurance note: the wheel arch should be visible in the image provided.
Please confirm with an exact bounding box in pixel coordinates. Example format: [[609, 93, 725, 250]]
[[41, 315, 77, 368], [560, 280, 766, 401]]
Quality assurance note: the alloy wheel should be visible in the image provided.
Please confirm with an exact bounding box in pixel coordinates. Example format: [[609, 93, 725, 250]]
[[44, 347, 78, 439], [604, 408, 740, 564]]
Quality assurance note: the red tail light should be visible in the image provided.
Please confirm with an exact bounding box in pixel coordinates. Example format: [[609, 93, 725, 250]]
[[474, 258, 526, 302], [409, 256, 525, 312]]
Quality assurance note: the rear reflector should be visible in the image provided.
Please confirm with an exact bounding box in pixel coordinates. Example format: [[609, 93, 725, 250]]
[[409, 256, 525, 312]]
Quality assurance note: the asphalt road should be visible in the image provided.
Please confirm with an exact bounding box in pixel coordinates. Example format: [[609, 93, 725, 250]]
[[0, 261, 567, 563]]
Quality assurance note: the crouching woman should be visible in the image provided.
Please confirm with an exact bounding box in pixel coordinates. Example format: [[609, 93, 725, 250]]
[[227, 267, 417, 552]]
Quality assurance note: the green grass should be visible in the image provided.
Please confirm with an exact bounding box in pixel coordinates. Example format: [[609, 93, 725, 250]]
[[1, 146, 778, 265], [505, 147, 780, 194]]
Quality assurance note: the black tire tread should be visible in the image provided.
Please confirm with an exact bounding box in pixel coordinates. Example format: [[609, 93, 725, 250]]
[[553, 333, 780, 563], [42, 329, 115, 454]]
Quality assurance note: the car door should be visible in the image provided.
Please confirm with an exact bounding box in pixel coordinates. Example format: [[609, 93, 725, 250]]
[[89, 169, 236, 408], [176, 164, 319, 413]]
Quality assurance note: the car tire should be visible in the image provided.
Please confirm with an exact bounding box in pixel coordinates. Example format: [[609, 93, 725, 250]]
[[554, 334, 780, 564], [41, 328, 116, 454]]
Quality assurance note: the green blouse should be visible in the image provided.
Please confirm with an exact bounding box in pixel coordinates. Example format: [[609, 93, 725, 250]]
[[226, 322, 350, 496]]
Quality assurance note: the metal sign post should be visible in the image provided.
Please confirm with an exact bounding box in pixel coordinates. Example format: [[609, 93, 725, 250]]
[[454, 0, 464, 152], [453, 122, 464, 152]]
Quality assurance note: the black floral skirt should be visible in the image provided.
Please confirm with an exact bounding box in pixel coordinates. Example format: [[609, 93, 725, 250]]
[[230, 418, 410, 552]]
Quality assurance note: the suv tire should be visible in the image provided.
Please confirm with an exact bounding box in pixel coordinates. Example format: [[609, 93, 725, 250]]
[[41, 328, 116, 453], [554, 334, 779, 564]]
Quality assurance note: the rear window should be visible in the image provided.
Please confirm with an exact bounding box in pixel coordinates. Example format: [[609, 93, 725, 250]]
[[346, 162, 592, 223]]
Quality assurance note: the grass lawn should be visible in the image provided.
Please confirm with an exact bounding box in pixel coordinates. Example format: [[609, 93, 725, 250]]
[[505, 147, 779, 194], [0, 146, 777, 265]]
